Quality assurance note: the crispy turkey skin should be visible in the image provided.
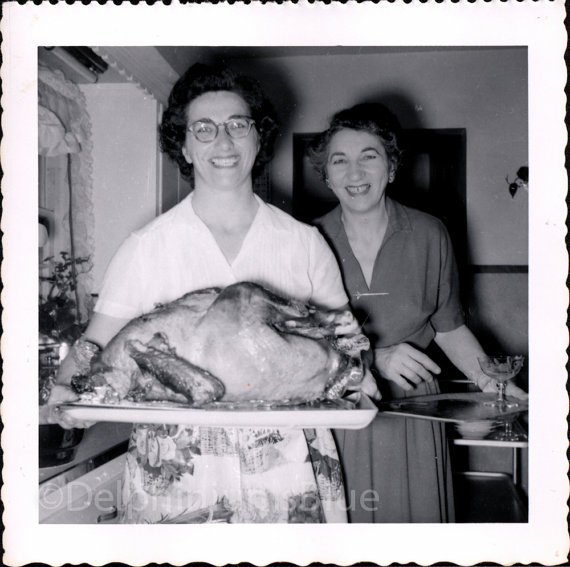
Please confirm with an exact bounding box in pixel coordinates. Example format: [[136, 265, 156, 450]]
[[78, 282, 369, 406]]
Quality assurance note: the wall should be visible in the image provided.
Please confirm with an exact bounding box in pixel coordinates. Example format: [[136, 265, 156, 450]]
[[80, 83, 160, 292], [231, 47, 528, 266]]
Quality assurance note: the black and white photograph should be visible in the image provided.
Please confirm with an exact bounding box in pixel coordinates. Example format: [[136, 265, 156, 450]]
[[2, 2, 568, 566]]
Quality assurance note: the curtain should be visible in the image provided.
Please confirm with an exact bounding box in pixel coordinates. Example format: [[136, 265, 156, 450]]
[[38, 64, 95, 323]]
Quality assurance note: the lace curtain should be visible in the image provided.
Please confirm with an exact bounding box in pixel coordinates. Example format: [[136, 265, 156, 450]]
[[38, 65, 94, 323]]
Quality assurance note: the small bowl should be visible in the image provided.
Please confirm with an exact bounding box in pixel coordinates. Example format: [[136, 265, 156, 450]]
[[455, 420, 497, 439]]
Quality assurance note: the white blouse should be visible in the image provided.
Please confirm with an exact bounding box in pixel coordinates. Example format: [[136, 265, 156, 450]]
[[94, 193, 348, 319]]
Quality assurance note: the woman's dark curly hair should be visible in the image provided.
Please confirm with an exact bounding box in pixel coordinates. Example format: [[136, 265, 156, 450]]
[[159, 63, 279, 184], [308, 103, 403, 182]]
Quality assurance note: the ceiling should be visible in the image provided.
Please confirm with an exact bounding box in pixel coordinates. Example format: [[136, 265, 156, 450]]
[[154, 45, 473, 76], [41, 45, 512, 102]]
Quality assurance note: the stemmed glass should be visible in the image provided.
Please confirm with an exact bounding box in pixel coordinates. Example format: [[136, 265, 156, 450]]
[[477, 355, 525, 410], [478, 355, 525, 441], [494, 414, 524, 442]]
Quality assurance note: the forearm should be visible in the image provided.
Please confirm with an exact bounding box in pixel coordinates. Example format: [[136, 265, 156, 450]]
[[55, 339, 100, 385], [434, 325, 489, 389], [55, 312, 129, 386]]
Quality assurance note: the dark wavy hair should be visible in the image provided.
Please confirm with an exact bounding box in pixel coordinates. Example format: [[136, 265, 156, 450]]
[[308, 103, 403, 182], [159, 63, 279, 184]]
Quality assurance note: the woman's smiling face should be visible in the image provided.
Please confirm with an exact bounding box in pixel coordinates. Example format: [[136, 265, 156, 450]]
[[182, 90, 260, 192], [325, 128, 393, 214]]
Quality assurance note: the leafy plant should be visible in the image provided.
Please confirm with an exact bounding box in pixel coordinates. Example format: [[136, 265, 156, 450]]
[[39, 251, 91, 342]]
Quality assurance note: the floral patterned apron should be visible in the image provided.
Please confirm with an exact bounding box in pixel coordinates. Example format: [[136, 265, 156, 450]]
[[118, 424, 347, 523]]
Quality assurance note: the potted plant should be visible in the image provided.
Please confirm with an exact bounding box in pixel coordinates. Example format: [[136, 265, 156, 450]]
[[39, 251, 91, 467], [39, 251, 91, 344]]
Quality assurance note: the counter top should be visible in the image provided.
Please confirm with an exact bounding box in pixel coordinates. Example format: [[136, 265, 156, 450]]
[[378, 392, 528, 423], [39, 422, 132, 484]]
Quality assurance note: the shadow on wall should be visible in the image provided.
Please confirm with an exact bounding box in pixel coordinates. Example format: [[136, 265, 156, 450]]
[[466, 271, 529, 391], [356, 90, 428, 130], [193, 47, 300, 208], [233, 57, 299, 207]]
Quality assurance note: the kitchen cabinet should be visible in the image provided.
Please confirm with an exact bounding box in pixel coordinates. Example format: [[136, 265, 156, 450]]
[[39, 422, 131, 483], [39, 453, 125, 524], [450, 420, 528, 522], [39, 422, 131, 524]]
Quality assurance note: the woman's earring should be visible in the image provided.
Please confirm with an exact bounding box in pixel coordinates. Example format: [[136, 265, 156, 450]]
[[388, 172, 395, 183]]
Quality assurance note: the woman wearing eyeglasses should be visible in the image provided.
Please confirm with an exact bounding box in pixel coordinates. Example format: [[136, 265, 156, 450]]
[[48, 63, 376, 523]]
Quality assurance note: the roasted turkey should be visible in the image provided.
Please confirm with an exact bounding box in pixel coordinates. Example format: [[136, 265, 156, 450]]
[[74, 282, 370, 407]]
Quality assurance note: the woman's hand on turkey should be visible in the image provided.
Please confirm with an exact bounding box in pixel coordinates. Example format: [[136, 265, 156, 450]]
[[373, 343, 441, 391], [40, 384, 95, 429], [356, 368, 381, 401], [332, 308, 361, 336]]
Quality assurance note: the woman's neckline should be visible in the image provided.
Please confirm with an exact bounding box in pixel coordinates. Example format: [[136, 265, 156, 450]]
[[191, 190, 260, 266], [191, 187, 259, 231], [340, 198, 389, 240], [340, 200, 390, 289]]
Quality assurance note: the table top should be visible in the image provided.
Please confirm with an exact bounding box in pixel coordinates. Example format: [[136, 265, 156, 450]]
[[378, 392, 528, 423]]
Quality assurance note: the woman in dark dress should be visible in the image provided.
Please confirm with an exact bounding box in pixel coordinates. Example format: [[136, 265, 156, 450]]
[[309, 102, 527, 522]]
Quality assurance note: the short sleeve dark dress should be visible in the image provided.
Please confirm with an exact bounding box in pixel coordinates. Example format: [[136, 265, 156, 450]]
[[315, 198, 465, 523]]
